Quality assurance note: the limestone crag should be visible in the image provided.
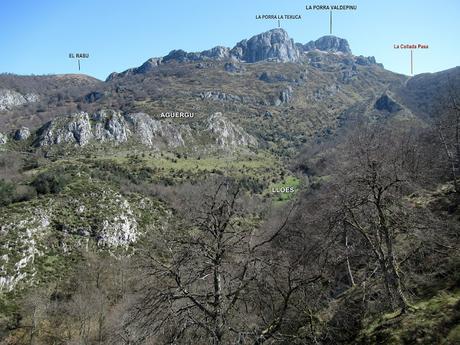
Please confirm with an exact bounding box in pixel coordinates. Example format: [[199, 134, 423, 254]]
[[300, 35, 352, 54], [13, 127, 31, 141], [206, 112, 258, 148], [231, 28, 300, 63], [104, 29, 385, 82], [105, 29, 385, 82], [279, 86, 293, 104], [0, 133, 7, 145], [35, 110, 184, 148], [106, 29, 301, 80], [0, 207, 51, 292], [0, 89, 39, 111], [36, 111, 96, 147], [0, 187, 148, 291], [126, 112, 189, 148], [33, 109, 257, 150], [92, 110, 130, 143]]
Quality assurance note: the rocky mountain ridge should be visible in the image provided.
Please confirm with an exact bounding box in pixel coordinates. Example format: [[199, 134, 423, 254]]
[[0, 29, 458, 156], [23, 110, 258, 151], [106, 29, 379, 81]]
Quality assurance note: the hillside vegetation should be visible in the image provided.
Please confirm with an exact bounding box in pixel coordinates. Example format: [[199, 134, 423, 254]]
[[0, 29, 459, 345]]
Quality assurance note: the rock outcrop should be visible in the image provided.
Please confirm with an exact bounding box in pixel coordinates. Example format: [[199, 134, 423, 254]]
[[200, 90, 243, 103], [300, 36, 351, 54], [34, 110, 190, 149], [231, 28, 300, 63], [106, 29, 301, 80], [259, 71, 292, 83], [36, 111, 97, 147], [0, 89, 39, 111], [206, 112, 258, 148], [0, 133, 7, 145], [104, 29, 386, 83], [13, 127, 31, 141], [125, 112, 188, 148], [106, 58, 163, 80], [279, 86, 293, 104], [33, 109, 257, 151], [83, 91, 104, 103], [374, 94, 402, 113], [0, 185, 156, 291], [107, 47, 231, 80], [105, 29, 387, 83], [355, 55, 380, 66], [0, 207, 50, 292], [224, 62, 244, 73]]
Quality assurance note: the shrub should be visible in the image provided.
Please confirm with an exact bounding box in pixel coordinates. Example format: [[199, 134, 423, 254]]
[[0, 179, 15, 206], [32, 171, 70, 195], [13, 185, 37, 202]]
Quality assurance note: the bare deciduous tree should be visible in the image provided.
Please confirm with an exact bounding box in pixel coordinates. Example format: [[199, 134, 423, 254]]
[[124, 178, 320, 345], [333, 125, 420, 312], [436, 79, 460, 192]]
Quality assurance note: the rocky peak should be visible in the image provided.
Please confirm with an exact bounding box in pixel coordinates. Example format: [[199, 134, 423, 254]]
[[106, 29, 375, 81], [231, 28, 300, 63], [301, 35, 351, 54]]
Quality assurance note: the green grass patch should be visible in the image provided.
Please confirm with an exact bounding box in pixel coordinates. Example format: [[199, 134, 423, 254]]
[[267, 175, 301, 204]]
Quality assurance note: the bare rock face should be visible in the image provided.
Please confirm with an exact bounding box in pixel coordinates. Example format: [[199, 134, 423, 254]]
[[107, 29, 359, 81], [200, 46, 231, 60], [92, 110, 130, 143], [34, 110, 192, 149], [163, 46, 231, 63], [13, 127, 31, 141], [231, 28, 300, 63], [0, 132, 7, 145], [301, 36, 352, 54], [106, 57, 163, 80], [0, 89, 39, 111], [0, 207, 51, 292], [33, 109, 258, 151], [206, 112, 258, 148], [35, 112, 94, 146], [35, 111, 122, 147], [355, 55, 379, 66], [125, 113, 189, 148], [279, 86, 293, 104]]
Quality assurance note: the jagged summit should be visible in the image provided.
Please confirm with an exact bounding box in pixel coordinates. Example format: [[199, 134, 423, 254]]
[[230, 28, 299, 63], [106, 29, 361, 81]]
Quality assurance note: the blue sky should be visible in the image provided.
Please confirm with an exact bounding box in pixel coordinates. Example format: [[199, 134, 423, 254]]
[[0, 0, 458, 80]]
